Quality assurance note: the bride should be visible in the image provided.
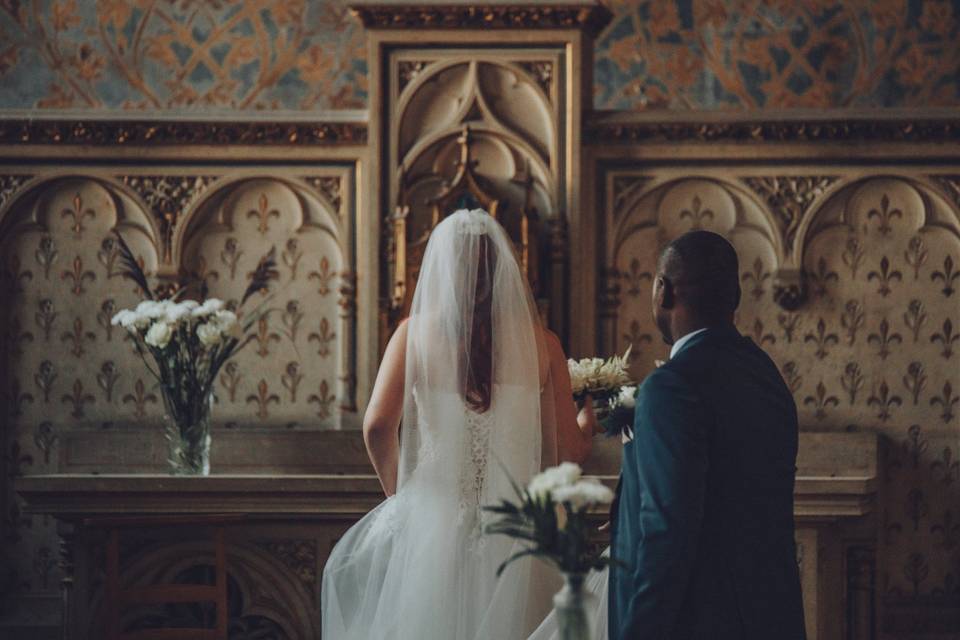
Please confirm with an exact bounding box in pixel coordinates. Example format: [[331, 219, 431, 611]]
[[321, 208, 597, 639]]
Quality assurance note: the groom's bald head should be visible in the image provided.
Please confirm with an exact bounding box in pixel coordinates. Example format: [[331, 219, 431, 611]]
[[653, 231, 741, 342]]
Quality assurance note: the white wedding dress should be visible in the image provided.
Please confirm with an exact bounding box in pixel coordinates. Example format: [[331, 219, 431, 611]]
[[321, 209, 563, 639]]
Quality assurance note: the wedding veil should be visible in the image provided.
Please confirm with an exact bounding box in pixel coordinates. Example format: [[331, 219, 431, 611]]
[[321, 208, 558, 639]]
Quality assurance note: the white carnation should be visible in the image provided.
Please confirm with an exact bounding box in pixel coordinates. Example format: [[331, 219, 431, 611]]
[[551, 479, 614, 510], [528, 462, 583, 500], [191, 298, 224, 317], [196, 322, 223, 347], [212, 310, 241, 339], [110, 309, 134, 327], [136, 300, 167, 320], [617, 385, 637, 409], [164, 301, 193, 324], [112, 308, 150, 331], [144, 321, 174, 349]]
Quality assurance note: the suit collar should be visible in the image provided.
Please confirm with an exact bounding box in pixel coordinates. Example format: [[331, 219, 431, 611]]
[[670, 324, 740, 359]]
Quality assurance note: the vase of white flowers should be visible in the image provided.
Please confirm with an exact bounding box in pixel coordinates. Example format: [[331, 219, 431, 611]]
[[484, 462, 616, 640], [109, 232, 277, 475]]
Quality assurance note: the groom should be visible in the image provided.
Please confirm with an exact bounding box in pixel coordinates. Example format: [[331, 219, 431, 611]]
[[609, 231, 806, 639]]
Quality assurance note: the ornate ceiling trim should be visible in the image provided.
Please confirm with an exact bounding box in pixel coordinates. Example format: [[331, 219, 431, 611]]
[[584, 118, 960, 144], [0, 119, 368, 146], [349, 4, 613, 36]]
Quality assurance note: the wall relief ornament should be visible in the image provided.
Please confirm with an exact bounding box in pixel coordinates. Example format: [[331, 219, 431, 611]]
[[0, 175, 31, 213], [584, 118, 960, 144], [350, 4, 613, 35], [742, 176, 836, 253], [0, 120, 367, 146], [120, 175, 215, 262]]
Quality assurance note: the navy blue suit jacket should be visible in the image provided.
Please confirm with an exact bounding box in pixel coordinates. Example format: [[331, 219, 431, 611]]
[[609, 326, 806, 640]]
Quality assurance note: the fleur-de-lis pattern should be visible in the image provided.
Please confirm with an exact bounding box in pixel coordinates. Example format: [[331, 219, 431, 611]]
[[803, 381, 839, 420], [623, 258, 652, 296], [308, 380, 337, 420], [607, 173, 959, 617], [60, 193, 96, 236], [61, 256, 96, 296], [806, 257, 839, 298], [678, 195, 713, 229], [868, 318, 903, 361], [804, 317, 839, 360], [931, 255, 958, 297], [1, 173, 353, 608], [308, 318, 337, 358], [122, 378, 157, 419], [308, 256, 335, 296], [62, 379, 95, 419], [742, 257, 770, 300], [867, 194, 902, 236], [867, 256, 903, 298], [247, 379, 281, 420]]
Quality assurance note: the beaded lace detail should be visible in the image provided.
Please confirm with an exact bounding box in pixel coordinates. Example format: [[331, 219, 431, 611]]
[[458, 407, 495, 548]]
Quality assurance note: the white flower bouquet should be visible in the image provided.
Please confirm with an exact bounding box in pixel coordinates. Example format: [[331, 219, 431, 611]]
[[567, 345, 633, 403], [483, 462, 617, 576], [568, 347, 636, 437], [110, 231, 277, 474]]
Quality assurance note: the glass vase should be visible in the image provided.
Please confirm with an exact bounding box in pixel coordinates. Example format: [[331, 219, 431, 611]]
[[554, 571, 595, 640], [162, 391, 212, 476]]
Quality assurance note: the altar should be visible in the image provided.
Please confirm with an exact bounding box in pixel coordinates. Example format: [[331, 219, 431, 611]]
[[16, 431, 880, 640]]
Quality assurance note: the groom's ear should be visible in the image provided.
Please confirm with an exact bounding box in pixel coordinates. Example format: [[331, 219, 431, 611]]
[[657, 276, 676, 310]]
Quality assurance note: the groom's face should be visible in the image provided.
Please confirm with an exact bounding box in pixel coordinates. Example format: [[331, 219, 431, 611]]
[[652, 274, 674, 346]]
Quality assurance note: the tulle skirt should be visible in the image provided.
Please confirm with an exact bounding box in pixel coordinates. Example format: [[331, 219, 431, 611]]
[[321, 472, 560, 640]]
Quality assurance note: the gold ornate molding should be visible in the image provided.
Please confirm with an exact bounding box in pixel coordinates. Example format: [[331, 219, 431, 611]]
[[0, 119, 367, 146], [350, 3, 613, 35], [584, 118, 960, 144]]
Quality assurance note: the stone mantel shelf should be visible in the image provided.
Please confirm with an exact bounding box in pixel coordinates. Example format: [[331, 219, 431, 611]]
[[16, 471, 876, 522]]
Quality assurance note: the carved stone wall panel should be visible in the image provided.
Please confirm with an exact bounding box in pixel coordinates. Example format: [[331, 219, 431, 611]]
[[607, 175, 781, 381], [180, 178, 347, 429], [0, 176, 161, 600], [0, 161, 362, 617], [599, 164, 960, 636]]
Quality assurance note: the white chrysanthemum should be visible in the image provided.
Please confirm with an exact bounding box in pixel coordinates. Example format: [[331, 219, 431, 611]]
[[144, 321, 174, 349], [551, 479, 615, 510], [528, 462, 583, 500], [196, 322, 223, 347], [617, 385, 637, 409], [180, 300, 199, 311], [191, 298, 224, 317]]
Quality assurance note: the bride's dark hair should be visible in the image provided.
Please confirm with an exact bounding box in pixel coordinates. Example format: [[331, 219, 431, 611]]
[[464, 234, 496, 413]]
